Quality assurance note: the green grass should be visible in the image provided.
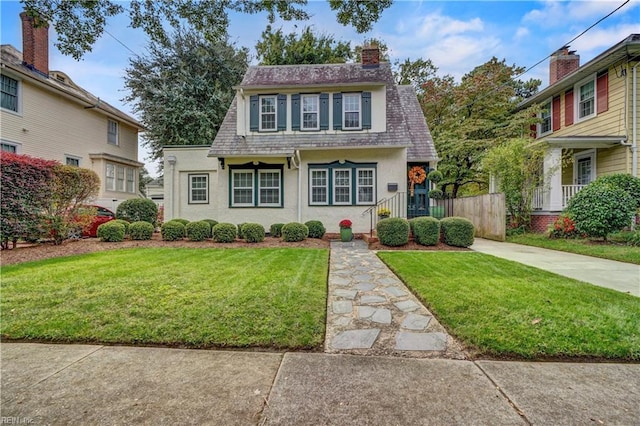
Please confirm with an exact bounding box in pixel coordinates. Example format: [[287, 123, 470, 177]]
[[378, 251, 640, 360], [507, 233, 640, 265], [1, 248, 329, 349]]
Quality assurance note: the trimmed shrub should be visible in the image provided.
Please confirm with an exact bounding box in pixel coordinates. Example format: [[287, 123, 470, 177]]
[[116, 198, 158, 225], [186, 221, 211, 241], [161, 220, 185, 241], [377, 218, 409, 247], [129, 221, 154, 240], [427, 169, 443, 183], [566, 181, 635, 240], [212, 222, 237, 243], [282, 222, 309, 242], [428, 189, 444, 200], [202, 219, 218, 232], [97, 221, 125, 242], [305, 220, 326, 239], [549, 214, 579, 239], [237, 223, 247, 239], [411, 216, 440, 246], [270, 223, 285, 238], [113, 219, 130, 236], [440, 217, 475, 247], [242, 223, 266, 243], [171, 218, 190, 226], [594, 173, 640, 208]]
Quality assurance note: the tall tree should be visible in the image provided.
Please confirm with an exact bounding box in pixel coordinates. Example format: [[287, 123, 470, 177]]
[[21, 0, 392, 60], [255, 26, 352, 65], [394, 58, 438, 89], [123, 28, 248, 167]]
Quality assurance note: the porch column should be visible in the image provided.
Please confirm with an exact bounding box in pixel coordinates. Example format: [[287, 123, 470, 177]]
[[544, 147, 563, 211]]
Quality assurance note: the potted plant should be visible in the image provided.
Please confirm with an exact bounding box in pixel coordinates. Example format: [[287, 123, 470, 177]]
[[339, 219, 353, 242], [377, 207, 391, 219]]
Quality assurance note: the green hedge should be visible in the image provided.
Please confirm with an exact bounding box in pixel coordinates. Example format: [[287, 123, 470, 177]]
[[270, 223, 284, 238], [161, 221, 186, 241], [305, 220, 326, 239], [202, 219, 218, 233], [410, 216, 440, 246], [97, 221, 125, 242], [242, 223, 266, 243], [113, 219, 130, 236], [212, 222, 237, 243], [377, 218, 409, 247], [185, 221, 211, 241], [116, 198, 158, 226], [282, 222, 308, 242], [237, 223, 247, 239], [129, 221, 154, 240], [440, 217, 475, 247], [171, 218, 190, 226]]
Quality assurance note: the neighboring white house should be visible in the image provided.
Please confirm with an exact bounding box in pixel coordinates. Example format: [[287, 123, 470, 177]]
[[0, 12, 144, 211], [163, 49, 438, 234]]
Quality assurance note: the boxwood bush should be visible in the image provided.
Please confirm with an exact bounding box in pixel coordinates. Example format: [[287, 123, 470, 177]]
[[410, 216, 440, 246], [377, 217, 409, 247], [270, 223, 285, 238], [129, 221, 154, 240], [212, 222, 237, 243], [161, 220, 186, 241], [242, 223, 266, 243], [171, 218, 190, 226], [202, 219, 218, 233], [237, 223, 247, 239], [305, 220, 326, 239], [97, 221, 125, 242], [282, 222, 308, 242], [440, 217, 475, 247], [185, 221, 211, 241], [113, 219, 130, 236], [116, 198, 158, 225]]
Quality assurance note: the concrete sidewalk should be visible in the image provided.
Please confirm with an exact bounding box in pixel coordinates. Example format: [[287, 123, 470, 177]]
[[471, 238, 640, 297], [2, 343, 639, 425]]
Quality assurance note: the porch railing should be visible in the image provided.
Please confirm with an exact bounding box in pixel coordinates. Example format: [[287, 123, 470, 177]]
[[531, 184, 588, 210], [362, 192, 407, 236], [532, 187, 545, 210]]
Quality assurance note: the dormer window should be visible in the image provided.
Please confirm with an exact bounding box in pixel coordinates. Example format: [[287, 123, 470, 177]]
[[343, 93, 361, 129], [260, 95, 277, 131], [301, 95, 319, 130]]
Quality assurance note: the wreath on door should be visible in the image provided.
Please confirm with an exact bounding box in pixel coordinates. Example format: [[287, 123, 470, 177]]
[[408, 166, 426, 197]]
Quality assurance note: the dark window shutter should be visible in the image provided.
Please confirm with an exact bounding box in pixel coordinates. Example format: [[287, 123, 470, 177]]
[[333, 93, 342, 130], [530, 123, 537, 139], [249, 95, 259, 132], [552, 96, 561, 132], [320, 93, 329, 130], [291, 94, 300, 131], [362, 92, 372, 129], [277, 94, 287, 131], [597, 73, 608, 114], [565, 90, 574, 126]]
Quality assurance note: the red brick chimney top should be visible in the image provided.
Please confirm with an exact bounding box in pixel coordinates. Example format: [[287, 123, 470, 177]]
[[549, 46, 579, 85], [361, 45, 380, 68], [20, 11, 49, 76]]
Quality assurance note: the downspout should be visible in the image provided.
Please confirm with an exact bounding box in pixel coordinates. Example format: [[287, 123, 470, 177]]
[[633, 61, 638, 178], [294, 150, 302, 223]]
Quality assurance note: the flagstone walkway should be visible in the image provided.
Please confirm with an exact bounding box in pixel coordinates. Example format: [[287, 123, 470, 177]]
[[325, 240, 467, 359]]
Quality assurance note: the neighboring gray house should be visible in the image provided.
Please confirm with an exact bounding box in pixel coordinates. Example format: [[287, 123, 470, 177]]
[[163, 49, 438, 233]]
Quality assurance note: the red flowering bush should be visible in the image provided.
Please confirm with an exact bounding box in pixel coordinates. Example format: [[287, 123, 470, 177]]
[[549, 214, 579, 239], [339, 219, 352, 229]]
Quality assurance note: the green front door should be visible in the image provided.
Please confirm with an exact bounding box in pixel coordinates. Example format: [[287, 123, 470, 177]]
[[407, 164, 430, 219]]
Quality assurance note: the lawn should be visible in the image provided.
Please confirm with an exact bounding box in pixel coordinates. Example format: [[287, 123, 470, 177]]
[[507, 233, 640, 265], [1, 248, 329, 349], [378, 251, 640, 360]]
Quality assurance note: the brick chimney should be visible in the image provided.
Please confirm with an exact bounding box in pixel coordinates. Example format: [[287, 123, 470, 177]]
[[361, 45, 380, 68], [549, 46, 579, 85], [20, 11, 49, 76]]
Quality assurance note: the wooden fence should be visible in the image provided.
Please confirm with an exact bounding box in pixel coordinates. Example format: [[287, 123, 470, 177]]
[[452, 193, 506, 241]]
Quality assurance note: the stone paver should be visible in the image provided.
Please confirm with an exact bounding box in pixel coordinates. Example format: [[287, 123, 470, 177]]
[[325, 240, 466, 358]]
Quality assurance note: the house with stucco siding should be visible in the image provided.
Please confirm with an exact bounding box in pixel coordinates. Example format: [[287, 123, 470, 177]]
[[163, 48, 438, 234]]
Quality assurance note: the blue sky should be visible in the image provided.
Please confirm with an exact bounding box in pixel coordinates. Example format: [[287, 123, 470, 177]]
[[1, 0, 639, 176]]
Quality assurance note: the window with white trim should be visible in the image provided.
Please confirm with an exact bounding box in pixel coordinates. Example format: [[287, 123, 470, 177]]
[[309, 161, 376, 206], [258, 170, 281, 206], [310, 169, 328, 205], [107, 119, 119, 145], [126, 168, 135, 193], [116, 166, 125, 191], [333, 169, 351, 205], [189, 174, 208, 204], [232, 170, 255, 206], [538, 99, 552, 135], [65, 156, 80, 166], [105, 164, 116, 191], [343, 93, 361, 129], [1, 141, 18, 153], [301, 94, 319, 130], [260, 96, 277, 131], [576, 77, 595, 121], [1, 75, 19, 112], [357, 169, 375, 204], [230, 165, 283, 207]]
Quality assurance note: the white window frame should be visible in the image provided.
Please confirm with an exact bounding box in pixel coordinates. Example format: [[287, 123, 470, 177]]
[[356, 168, 375, 205], [189, 174, 209, 204], [65, 155, 81, 167], [574, 74, 596, 122], [309, 169, 329, 205], [332, 168, 352, 205], [301, 94, 320, 131], [107, 119, 119, 145], [258, 169, 281, 207], [538, 98, 552, 136], [126, 167, 135, 193], [1, 74, 21, 115], [105, 163, 116, 191], [116, 166, 125, 192], [231, 170, 255, 207], [573, 149, 597, 185], [1, 139, 20, 153], [259, 95, 277, 132], [342, 93, 361, 130]]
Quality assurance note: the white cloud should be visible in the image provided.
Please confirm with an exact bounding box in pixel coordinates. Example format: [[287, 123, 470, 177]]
[[515, 27, 531, 39]]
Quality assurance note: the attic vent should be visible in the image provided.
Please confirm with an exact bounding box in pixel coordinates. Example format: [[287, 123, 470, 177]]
[[55, 75, 66, 83]]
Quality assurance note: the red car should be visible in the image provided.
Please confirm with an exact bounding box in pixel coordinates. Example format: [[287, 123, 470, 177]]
[[68, 205, 116, 238]]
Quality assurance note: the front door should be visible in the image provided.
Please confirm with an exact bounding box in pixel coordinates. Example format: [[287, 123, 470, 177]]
[[407, 164, 429, 219]]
